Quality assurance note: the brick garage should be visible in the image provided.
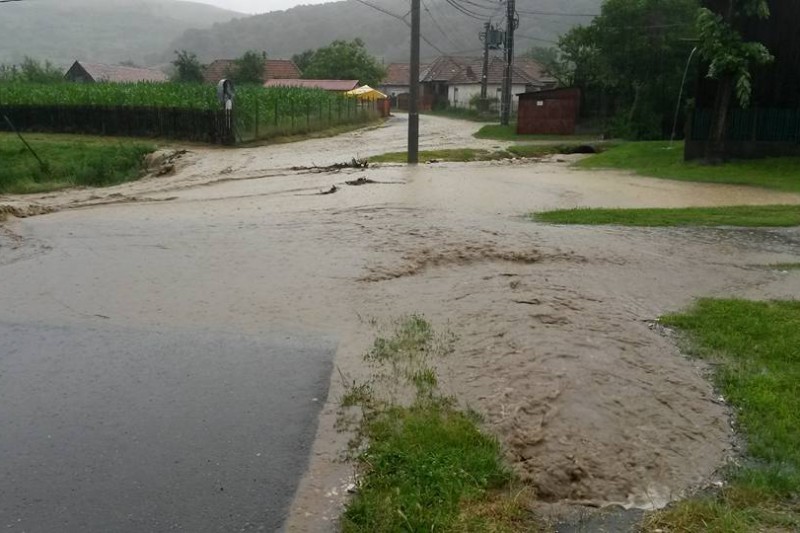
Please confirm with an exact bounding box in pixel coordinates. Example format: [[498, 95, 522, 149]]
[[517, 88, 581, 135]]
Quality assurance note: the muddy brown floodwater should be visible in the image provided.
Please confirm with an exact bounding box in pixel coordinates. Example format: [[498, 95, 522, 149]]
[[2, 114, 800, 532]]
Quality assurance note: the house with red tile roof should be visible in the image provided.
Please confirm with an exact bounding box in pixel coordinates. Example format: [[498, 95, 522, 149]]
[[202, 59, 301, 84], [422, 56, 554, 110], [263, 79, 359, 92], [381, 56, 554, 110], [64, 61, 168, 83]]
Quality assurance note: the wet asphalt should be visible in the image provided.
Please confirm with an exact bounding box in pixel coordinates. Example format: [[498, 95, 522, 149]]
[[0, 320, 334, 532]]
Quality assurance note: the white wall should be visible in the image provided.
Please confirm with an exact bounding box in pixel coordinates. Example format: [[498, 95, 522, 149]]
[[380, 85, 409, 97], [449, 84, 526, 110]]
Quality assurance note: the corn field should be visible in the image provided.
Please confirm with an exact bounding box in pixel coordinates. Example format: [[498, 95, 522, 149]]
[[0, 82, 380, 143]]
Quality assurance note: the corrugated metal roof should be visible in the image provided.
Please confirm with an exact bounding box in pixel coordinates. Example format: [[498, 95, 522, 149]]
[[71, 62, 168, 83]]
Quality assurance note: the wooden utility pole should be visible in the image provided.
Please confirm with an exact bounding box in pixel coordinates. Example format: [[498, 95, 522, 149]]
[[481, 22, 491, 101], [501, 0, 516, 126], [408, 0, 421, 165]]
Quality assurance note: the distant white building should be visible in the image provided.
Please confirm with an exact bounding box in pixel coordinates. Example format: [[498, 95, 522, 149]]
[[380, 56, 554, 111]]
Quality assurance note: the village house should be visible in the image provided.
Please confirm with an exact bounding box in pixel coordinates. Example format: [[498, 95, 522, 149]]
[[64, 61, 168, 83], [381, 56, 553, 111], [202, 59, 301, 84]]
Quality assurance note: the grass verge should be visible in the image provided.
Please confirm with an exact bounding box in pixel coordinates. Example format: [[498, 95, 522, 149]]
[[645, 299, 800, 532], [0, 133, 156, 194], [771, 263, 800, 270], [576, 141, 800, 192], [533, 205, 800, 227], [475, 124, 597, 142], [340, 316, 539, 532], [369, 143, 602, 164]]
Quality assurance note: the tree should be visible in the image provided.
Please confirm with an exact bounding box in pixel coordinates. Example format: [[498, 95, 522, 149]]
[[558, 0, 700, 139], [171, 50, 205, 83], [0, 57, 62, 83], [291, 49, 315, 74], [301, 39, 386, 87], [524, 46, 574, 87], [697, 0, 773, 162], [226, 50, 266, 85]]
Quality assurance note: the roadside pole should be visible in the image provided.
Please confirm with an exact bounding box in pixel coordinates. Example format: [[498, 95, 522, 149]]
[[480, 22, 490, 102], [408, 0, 420, 165], [501, 0, 516, 126]]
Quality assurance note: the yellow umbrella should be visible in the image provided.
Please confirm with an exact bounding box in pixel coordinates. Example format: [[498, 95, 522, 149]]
[[346, 85, 388, 101]]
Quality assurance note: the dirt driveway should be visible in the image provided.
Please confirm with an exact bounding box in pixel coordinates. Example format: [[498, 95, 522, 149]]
[[2, 114, 800, 531]]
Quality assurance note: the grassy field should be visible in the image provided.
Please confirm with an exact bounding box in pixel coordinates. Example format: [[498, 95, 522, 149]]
[[576, 142, 800, 192], [646, 299, 800, 532], [340, 316, 539, 532], [370, 144, 603, 164], [0, 133, 155, 194], [475, 124, 598, 142], [533, 205, 800, 227]]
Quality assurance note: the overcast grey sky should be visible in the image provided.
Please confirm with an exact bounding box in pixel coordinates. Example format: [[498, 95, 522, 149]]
[[193, 0, 334, 14]]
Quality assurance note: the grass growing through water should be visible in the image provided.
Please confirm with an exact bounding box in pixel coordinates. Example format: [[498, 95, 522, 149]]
[[533, 205, 800, 227], [340, 316, 539, 532], [0, 133, 155, 194], [645, 299, 800, 532], [369, 144, 603, 164], [576, 141, 800, 192], [475, 124, 597, 142]]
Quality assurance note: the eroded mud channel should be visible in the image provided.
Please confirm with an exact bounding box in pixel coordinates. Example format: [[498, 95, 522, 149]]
[[2, 116, 800, 531]]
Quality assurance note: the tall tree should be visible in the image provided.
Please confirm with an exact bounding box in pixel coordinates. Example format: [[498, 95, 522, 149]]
[[558, 0, 699, 139], [301, 39, 386, 87], [227, 51, 266, 85], [291, 50, 315, 74], [697, 0, 773, 162], [524, 46, 574, 87], [171, 50, 205, 83], [0, 57, 62, 83]]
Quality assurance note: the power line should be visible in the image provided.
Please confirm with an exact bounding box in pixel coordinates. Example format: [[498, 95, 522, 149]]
[[353, 0, 448, 55], [515, 8, 599, 17], [422, 0, 459, 49]]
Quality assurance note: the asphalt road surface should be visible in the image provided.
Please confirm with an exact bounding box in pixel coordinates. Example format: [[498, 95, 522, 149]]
[[0, 320, 334, 532]]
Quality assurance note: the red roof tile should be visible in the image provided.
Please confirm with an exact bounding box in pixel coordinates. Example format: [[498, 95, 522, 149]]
[[263, 79, 359, 91], [203, 59, 301, 84], [417, 56, 554, 86]]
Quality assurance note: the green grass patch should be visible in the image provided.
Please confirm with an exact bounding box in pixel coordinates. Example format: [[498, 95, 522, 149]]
[[0, 133, 156, 194], [576, 141, 800, 192], [646, 299, 800, 532], [340, 316, 539, 532], [370, 144, 603, 164], [770, 263, 800, 271], [533, 205, 800, 227], [475, 124, 597, 142]]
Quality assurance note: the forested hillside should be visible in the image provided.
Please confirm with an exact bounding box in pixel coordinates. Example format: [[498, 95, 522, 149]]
[[0, 0, 241, 66], [167, 0, 603, 62]]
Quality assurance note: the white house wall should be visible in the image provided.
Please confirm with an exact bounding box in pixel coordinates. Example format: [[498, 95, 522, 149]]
[[449, 84, 527, 110]]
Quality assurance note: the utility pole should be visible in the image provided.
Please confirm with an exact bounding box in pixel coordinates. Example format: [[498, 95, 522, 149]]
[[408, 0, 420, 165], [501, 0, 516, 126], [480, 22, 491, 102]]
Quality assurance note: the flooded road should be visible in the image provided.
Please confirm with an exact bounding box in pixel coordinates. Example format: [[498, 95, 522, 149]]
[[1, 114, 800, 531]]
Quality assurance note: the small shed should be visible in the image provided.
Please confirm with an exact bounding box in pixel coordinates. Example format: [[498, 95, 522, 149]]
[[517, 88, 581, 135]]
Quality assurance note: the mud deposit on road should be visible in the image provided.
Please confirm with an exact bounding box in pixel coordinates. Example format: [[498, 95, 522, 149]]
[[3, 115, 800, 531]]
